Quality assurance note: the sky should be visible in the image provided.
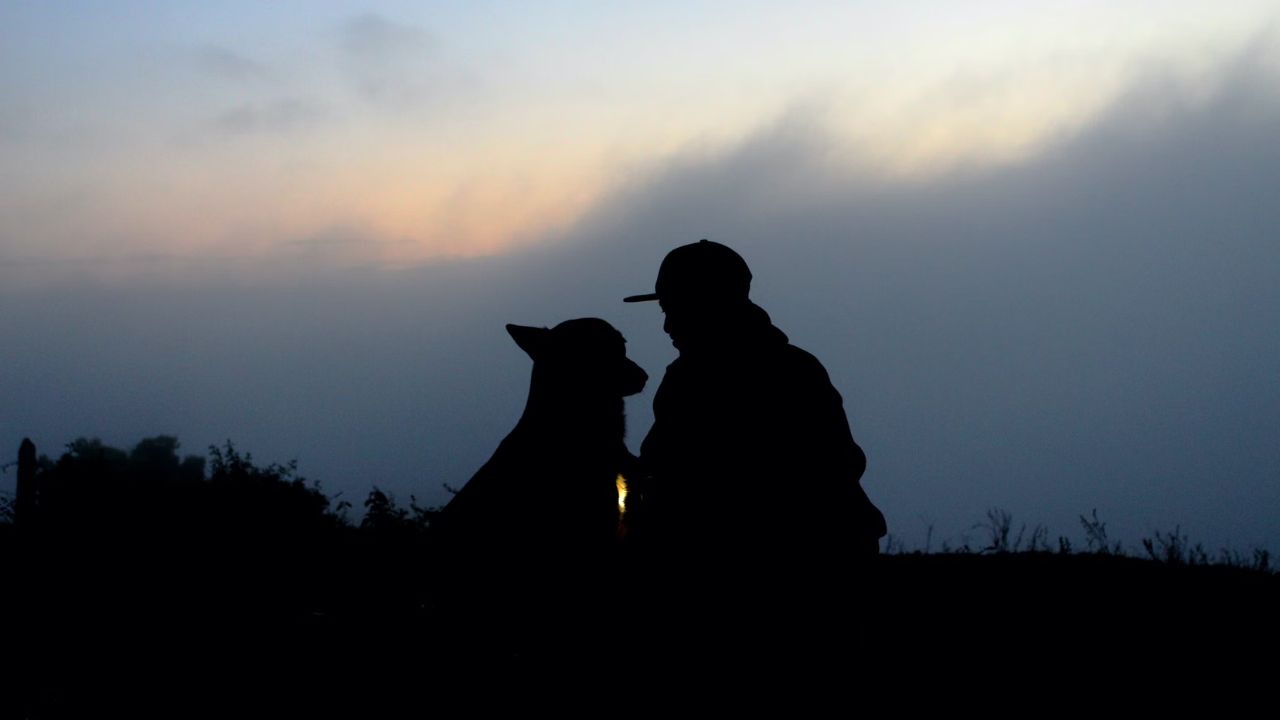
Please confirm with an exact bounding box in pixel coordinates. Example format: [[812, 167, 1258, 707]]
[[3, 2, 1279, 553]]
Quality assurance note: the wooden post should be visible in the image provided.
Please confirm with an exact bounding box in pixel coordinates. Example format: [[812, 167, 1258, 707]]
[[16, 438, 36, 526]]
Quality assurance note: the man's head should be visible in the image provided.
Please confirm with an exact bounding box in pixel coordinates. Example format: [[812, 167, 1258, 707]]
[[624, 240, 755, 351], [624, 239, 752, 307]]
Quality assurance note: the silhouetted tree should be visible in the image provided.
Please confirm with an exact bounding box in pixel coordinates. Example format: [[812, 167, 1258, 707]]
[[361, 487, 408, 532]]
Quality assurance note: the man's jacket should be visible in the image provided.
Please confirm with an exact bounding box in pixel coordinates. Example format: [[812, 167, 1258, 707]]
[[638, 303, 887, 560]]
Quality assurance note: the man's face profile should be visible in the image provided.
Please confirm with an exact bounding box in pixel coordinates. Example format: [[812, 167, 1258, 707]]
[[660, 298, 701, 352], [659, 299, 683, 349], [660, 295, 733, 353]]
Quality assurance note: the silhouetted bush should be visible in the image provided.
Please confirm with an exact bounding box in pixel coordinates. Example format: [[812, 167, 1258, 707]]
[[360, 486, 438, 536], [20, 436, 347, 547], [203, 440, 346, 538]]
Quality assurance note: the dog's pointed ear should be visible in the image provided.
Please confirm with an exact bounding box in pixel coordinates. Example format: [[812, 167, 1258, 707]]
[[506, 324, 550, 359]]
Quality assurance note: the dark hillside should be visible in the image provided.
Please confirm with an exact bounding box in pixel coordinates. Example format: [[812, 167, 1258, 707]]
[[3, 437, 1274, 714]]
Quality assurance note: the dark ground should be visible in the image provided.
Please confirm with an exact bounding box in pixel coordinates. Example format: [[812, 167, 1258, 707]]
[[4, 531, 1275, 717]]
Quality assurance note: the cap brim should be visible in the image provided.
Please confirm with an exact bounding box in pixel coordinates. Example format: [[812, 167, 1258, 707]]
[[623, 293, 660, 303]]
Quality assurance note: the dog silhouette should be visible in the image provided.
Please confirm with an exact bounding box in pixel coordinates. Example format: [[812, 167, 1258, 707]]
[[433, 318, 646, 651]]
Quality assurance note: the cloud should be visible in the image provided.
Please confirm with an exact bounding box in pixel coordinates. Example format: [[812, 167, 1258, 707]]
[[278, 223, 415, 268], [341, 13, 432, 58], [211, 98, 326, 135], [338, 13, 438, 108], [193, 46, 268, 82]]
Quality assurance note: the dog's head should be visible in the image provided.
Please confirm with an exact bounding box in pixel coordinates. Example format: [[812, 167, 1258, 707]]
[[506, 318, 647, 401]]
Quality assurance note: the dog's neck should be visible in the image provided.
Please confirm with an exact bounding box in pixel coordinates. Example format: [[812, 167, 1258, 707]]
[[516, 371, 626, 445]]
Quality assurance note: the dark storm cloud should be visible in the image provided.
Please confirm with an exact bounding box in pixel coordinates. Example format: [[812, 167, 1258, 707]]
[[3, 51, 1277, 553]]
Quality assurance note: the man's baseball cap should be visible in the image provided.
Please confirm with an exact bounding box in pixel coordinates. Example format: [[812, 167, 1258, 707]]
[[623, 239, 752, 304]]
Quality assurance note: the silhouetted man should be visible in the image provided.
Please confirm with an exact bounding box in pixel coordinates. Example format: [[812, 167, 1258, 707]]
[[625, 240, 886, 568]]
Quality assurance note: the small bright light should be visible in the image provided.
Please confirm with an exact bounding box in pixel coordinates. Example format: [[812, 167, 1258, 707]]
[[616, 474, 628, 517]]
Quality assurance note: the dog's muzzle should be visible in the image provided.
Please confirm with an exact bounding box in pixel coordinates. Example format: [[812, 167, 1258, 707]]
[[621, 361, 648, 397]]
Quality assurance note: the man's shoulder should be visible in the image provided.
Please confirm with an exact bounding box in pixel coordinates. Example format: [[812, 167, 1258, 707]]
[[777, 341, 823, 365], [773, 342, 834, 381]]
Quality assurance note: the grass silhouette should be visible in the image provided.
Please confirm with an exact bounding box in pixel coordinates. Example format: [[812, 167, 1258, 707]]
[[2, 436, 1275, 713]]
